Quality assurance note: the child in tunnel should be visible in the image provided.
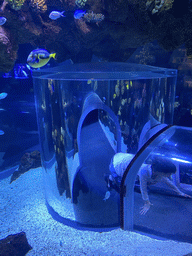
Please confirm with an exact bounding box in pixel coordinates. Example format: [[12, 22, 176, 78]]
[[104, 153, 191, 215]]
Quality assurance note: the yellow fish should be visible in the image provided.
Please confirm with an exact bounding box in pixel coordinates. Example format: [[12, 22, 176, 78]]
[[27, 49, 56, 68]]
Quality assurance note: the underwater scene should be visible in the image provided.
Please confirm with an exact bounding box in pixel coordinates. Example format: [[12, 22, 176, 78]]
[[2, 0, 192, 255]]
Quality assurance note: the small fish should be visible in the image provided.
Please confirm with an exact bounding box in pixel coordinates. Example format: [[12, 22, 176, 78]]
[[103, 191, 111, 201], [0, 130, 4, 135], [0, 17, 6, 25], [0, 92, 7, 100], [27, 49, 56, 68], [74, 10, 86, 19], [49, 11, 65, 20]]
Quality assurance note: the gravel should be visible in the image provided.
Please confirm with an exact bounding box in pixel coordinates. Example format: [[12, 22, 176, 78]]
[[0, 167, 192, 256]]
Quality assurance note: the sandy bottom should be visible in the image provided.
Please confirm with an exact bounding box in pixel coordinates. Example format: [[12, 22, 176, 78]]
[[0, 167, 192, 256]]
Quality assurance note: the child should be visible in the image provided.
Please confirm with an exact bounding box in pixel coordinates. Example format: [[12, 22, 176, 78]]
[[104, 153, 191, 215]]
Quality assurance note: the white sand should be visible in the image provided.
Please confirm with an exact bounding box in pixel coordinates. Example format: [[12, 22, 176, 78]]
[[0, 167, 192, 256]]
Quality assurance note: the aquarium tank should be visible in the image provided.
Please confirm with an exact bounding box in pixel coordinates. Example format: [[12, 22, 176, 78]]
[[32, 62, 178, 228], [2, 0, 192, 254]]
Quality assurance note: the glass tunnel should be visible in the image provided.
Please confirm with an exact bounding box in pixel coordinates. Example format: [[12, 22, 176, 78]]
[[32, 62, 192, 242], [121, 125, 192, 243]]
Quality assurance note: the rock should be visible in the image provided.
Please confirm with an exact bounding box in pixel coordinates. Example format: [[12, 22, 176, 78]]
[[10, 150, 41, 183], [30, 150, 41, 167], [0, 0, 192, 71], [0, 231, 32, 256], [0, 26, 17, 72]]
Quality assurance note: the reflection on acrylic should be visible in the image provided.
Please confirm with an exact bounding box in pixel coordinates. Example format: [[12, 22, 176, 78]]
[[14, 64, 31, 79], [2, 64, 31, 79]]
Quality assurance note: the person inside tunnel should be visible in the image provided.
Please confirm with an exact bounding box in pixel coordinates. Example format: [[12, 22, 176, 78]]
[[104, 153, 192, 214]]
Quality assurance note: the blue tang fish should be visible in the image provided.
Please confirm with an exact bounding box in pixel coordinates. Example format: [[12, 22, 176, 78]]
[[0, 17, 6, 25], [74, 10, 86, 19], [27, 49, 56, 68], [49, 11, 65, 20], [0, 92, 8, 100]]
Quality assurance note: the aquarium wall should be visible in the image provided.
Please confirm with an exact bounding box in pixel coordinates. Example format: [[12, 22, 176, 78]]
[[32, 62, 177, 227], [0, 75, 39, 175]]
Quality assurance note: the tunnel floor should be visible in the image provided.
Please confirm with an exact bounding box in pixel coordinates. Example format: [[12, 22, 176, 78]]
[[134, 190, 192, 243]]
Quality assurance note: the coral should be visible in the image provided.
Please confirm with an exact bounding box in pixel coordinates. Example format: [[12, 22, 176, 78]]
[[30, 0, 47, 13], [83, 12, 105, 23], [6, 0, 25, 10], [146, 0, 174, 14], [75, 0, 87, 8], [0, 26, 16, 72], [0, 0, 191, 72], [0, 0, 8, 11], [135, 43, 156, 65], [75, 19, 91, 34]]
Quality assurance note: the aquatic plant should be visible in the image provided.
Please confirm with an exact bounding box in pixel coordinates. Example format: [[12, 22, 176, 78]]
[[146, 0, 174, 14], [75, 0, 87, 8], [83, 12, 105, 23], [6, 0, 25, 10], [30, 0, 47, 13]]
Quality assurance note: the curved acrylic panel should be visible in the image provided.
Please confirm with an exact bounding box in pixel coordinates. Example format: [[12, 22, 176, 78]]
[[33, 62, 177, 228], [123, 125, 192, 243]]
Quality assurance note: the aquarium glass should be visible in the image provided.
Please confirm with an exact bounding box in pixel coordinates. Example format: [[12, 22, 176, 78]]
[[0, 77, 39, 175], [123, 125, 192, 243], [33, 62, 177, 227]]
